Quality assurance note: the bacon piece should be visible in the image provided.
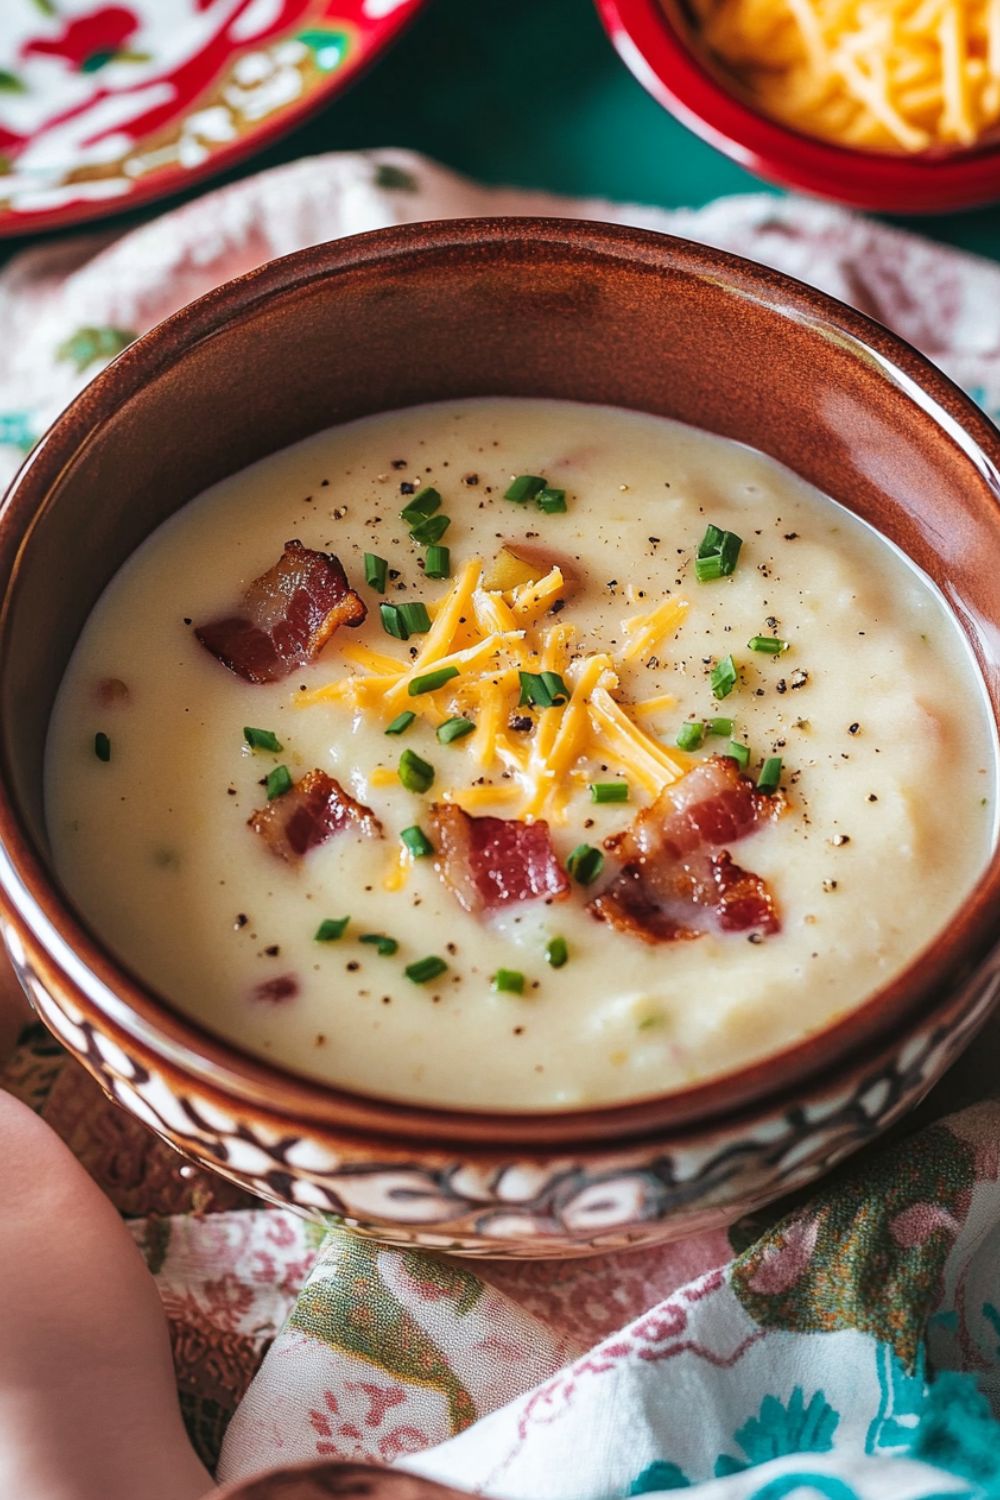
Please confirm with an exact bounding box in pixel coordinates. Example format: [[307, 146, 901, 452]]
[[428, 803, 570, 913], [253, 974, 299, 1003], [249, 770, 382, 862], [590, 755, 781, 942], [196, 540, 366, 683], [95, 677, 130, 706]]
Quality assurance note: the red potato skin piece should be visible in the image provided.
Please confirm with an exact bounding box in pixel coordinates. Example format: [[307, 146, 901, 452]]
[[195, 539, 365, 683], [249, 770, 382, 863], [428, 803, 570, 913], [590, 755, 782, 943]]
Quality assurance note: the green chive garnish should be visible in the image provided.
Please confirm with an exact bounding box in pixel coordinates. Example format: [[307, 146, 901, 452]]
[[360, 933, 399, 956], [493, 968, 525, 994], [400, 487, 441, 524], [405, 955, 448, 984], [728, 740, 751, 769], [748, 636, 789, 655], [425, 544, 451, 579], [537, 486, 567, 513], [385, 710, 416, 736], [546, 936, 568, 968], [409, 665, 459, 696], [505, 474, 546, 502], [315, 916, 349, 942], [398, 602, 432, 635], [695, 553, 724, 582], [380, 603, 408, 639], [518, 670, 570, 708], [401, 825, 434, 857], [710, 655, 738, 700], [398, 748, 434, 793], [244, 726, 283, 752], [675, 721, 705, 751], [757, 756, 783, 794], [708, 717, 734, 737], [590, 781, 629, 803], [266, 765, 293, 800], [409, 513, 450, 545], [364, 553, 388, 593], [695, 524, 743, 582], [437, 716, 475, 743], [94, 731, 111, 762], [566, 843, 604, 885]]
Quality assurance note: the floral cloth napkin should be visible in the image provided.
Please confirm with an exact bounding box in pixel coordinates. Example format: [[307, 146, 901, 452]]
[[4, 150, 1000, 1500]]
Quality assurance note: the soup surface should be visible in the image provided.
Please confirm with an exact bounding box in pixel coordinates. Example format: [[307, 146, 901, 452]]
[[45, 399, 997, 1110]]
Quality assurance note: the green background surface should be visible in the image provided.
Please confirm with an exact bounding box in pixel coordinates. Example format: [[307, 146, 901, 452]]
[[4, 0, 1000, 264]]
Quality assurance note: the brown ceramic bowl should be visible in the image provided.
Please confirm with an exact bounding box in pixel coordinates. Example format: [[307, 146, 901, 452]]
[[1, 219, 999, 1255]]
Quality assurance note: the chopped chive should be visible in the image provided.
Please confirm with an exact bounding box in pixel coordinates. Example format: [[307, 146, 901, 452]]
[[400, 486, 441, 524], [266, 765, 293, 800], [708, 717, 734, 737], [398, 748, 434, 793], [380, 602, 408, 639], [405, 955, 448, 984], [401, 824, 434, 857], [244, 726, 283, 752], [409, 665, 459, 696], [315, 916, 349, 942], [437, 716, 475, 743], [360, 932, 399, 956], [425, 544, 451, 579], [398, 601, 432, 635], [590, 781, 629, 803], [698, 522, 724, 556], [566, 843, 604, 885], [546, 936, 568, 968], [748, 635, 789, 655], [364, 553, 388, 593], [409, 513, 450, 545], [385, 710, 416, 736], [757, 756, 783, 794], [94, 731, 111, 762], [505, 474, 546, 502], [728, 740, 751, 769], [492, 968, 525, 994], [675, 721, 705, 751], [536, 486, 567, 513], [710, 655, 738, 700], [695, 524, 743, 581], [518, 670, 570, 708], [695, 553, 724, 582]]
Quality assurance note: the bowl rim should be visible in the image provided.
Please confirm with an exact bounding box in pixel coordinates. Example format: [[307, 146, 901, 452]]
[[596, 0, 1000, 213], [1, 214, 1000, 1150]]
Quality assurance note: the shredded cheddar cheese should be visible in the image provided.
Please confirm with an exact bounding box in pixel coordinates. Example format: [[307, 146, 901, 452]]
[[383, 844, 412, 891], [622, 596, 689, 662], [298, 554, 693, 823], [691, 0, 1000, 149]]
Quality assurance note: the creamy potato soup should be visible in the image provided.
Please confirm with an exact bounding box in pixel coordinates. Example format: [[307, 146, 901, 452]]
[[45, 399, 996, 1110]]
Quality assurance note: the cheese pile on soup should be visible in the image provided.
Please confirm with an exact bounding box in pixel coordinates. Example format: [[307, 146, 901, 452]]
[[45, 399, 997, 1110]]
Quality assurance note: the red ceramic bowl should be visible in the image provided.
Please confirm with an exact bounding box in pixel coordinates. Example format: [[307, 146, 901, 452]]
[[597, 0, 1000, 212]]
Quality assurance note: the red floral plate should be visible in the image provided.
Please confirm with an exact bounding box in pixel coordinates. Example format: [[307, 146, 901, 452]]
[[0, 0, 424, 236]]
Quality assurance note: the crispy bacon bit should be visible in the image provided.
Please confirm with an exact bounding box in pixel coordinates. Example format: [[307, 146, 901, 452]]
[[428, 803, 570, 913], [249, 770, 382, 862], [95, 676, 130, 706], [253, 974, 299, 1003], [196, 540, 366, 683], [590, 755, 781, 943]]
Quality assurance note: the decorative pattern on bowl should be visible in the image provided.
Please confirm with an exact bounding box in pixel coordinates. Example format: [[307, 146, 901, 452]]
[[0, 0, 422, 234]]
